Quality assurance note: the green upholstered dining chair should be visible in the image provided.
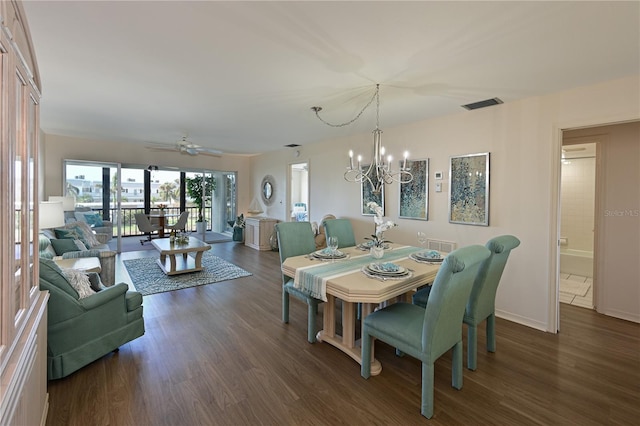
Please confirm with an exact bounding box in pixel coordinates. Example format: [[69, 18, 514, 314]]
[[413, 235, 520, 370], [322, 218, 357, 248], [39, 258, 144, 380], [276, 221, 323, 343], [361, 245, 491, 419]]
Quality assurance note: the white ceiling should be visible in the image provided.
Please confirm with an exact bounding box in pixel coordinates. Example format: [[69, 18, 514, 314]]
[[22, 1, 640, 155]]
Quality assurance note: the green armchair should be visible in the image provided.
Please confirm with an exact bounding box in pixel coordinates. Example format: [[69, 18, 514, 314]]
[[39, 258, 145, 380]]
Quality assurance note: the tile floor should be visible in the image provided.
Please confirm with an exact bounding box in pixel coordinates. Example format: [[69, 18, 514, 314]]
[[559, 273, 593, 308]]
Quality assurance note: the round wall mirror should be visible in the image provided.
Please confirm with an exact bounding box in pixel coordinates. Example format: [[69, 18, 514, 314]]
[[261, 175, 276, 205]]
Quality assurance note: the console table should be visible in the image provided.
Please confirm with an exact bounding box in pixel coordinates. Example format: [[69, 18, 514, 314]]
[[245, 217, 278, 250]]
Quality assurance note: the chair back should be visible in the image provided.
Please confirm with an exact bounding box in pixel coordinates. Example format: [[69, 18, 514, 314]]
[[322, 218, 356, 248], [422, 245, 490, 361], [169, 211, 189, 230], [134, 213, 157, 233], [465, 235, 521, 324], [276, 222, 316, 277]]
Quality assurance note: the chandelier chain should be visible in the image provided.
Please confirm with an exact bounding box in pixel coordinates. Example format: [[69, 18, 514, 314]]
[[313, 85, 380, 128]]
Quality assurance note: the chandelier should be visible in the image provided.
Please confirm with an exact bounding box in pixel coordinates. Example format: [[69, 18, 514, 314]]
[[311, 84, 412, 194]]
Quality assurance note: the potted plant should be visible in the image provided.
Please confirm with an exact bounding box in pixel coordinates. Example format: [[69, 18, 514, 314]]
[[232, 213, 245, 242], [185, 175, 215, 233]]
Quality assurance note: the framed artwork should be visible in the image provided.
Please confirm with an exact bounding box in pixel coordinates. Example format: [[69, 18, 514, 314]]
[[399, 158, 429, 220], [449, 152, 490, 226], [361, 165, 384, 215]]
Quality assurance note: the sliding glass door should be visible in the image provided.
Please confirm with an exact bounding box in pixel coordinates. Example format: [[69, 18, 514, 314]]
[[63, 161, 237, 249]]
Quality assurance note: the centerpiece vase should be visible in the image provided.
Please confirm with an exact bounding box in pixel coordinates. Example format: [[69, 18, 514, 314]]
[[370, 246, 384, 259]]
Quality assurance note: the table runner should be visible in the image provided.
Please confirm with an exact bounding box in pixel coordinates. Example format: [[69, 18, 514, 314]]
[[294, 246, 421, 301]]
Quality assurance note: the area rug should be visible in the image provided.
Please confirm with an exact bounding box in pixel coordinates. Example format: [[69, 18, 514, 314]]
[[123, 252, 252, 296], [559, 279, 590, 297]]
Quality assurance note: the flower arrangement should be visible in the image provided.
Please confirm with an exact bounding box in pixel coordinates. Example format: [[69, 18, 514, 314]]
[[157, 203, 168, 211], [365, 201, 397, 247]]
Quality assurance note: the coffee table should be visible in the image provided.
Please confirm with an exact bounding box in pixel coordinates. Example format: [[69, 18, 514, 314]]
[[151, 237, 211, 275]]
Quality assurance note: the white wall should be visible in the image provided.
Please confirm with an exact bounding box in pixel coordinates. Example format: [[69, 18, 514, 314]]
[[561, 156, 596, 252], [251, 75, 640, 332]]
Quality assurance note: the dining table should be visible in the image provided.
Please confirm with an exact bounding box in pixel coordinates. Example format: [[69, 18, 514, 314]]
[[148, 213, 178, 238], [281, 243, 441, 375]]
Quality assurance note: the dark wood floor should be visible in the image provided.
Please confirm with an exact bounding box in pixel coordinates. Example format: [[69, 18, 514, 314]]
[[45, 242, 640, 425]]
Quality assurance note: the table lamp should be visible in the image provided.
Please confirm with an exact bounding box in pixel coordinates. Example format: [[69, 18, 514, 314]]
[[39, 201, 65, 230], [48, 195, 75, 212]]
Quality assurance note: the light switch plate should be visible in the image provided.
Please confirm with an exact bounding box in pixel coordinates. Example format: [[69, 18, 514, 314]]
[[435, 182, 443, 192]]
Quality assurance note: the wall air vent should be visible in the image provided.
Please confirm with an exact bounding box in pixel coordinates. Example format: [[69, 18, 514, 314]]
[[284, 144, 301, 148], [462, 97, 503, 111]]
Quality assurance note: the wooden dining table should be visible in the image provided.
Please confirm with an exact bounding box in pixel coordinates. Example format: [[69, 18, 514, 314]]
[[148, 213, 178, 238], [282, 244, 441, 375]]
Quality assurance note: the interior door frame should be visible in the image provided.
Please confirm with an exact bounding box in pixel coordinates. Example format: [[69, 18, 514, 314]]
[[287, 160, 310, 222], [551, 115, 638, 332]]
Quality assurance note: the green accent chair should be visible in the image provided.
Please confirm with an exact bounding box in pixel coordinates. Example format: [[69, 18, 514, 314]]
[[413, 235, 520, 370], [39, 258, 145, 380], [276, 222, 322, 343], [361, 245, 490, 419], [322, 218, 357, 248]]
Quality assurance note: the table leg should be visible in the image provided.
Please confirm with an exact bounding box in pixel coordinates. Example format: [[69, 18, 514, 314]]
[[317, 295, 336, 343], [342, 301, 356, 349], [194, 251, 205, 269], [316, 297, 381, 375], [168, 254, 177, 273], [159, 216, 165, 238], [160, 253, 166, 263]]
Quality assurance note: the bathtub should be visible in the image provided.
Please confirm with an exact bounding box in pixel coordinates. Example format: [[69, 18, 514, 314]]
[[560, 249, 593, 278]]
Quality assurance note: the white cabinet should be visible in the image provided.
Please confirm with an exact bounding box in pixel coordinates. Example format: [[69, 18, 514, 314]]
[[245, 218, 278, 250]]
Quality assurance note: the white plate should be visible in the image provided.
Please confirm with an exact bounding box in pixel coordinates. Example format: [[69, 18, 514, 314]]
[[367, 262, 407, 276], [413, 251, 444, 261], [313, 249, 346, 259]]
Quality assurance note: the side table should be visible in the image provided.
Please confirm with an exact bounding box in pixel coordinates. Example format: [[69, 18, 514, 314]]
[[53, 257, 102, 273]]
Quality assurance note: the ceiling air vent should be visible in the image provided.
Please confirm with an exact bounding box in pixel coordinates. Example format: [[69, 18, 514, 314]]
[[462, 97, 503, 111]]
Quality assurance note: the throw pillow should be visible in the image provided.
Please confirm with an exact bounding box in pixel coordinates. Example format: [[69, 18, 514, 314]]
[[55, 226, 88, 245], [50, 238, 82, 255], [61, 268, 96, 299], [70, 221, 101, 248], [38, 234, 57, 258], [84, 212, 104, 227]]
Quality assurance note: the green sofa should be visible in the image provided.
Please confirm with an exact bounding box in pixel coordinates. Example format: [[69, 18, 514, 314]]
[[39, 258, 145, 380]]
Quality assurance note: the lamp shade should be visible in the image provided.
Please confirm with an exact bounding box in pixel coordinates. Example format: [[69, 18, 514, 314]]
[[39, 201, 65, 230], [48, 195, 76, 211]]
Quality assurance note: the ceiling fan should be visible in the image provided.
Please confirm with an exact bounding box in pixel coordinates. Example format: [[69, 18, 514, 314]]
[[146, 136, 223, 157]]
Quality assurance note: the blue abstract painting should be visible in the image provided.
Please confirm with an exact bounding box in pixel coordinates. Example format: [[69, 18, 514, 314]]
[[449, 153, 490, 226], [399, 159, 429, 220]]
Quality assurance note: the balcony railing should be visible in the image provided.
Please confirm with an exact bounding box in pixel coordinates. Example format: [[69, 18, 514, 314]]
[[88, 206, 229, 237]]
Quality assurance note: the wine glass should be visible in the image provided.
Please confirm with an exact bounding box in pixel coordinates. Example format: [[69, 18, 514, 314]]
[[417, 231, 427, 250], [327, 236, 339, 261]]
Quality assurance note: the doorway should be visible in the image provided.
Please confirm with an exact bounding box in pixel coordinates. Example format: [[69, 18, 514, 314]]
[[555, 121, 640, 327], [559, 141, 596, 309], [289, 162, 309, 222]]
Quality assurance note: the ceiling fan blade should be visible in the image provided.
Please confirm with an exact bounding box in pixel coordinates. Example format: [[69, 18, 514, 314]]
[[146, 146, 178, 152], [197, 151, 222, 158]]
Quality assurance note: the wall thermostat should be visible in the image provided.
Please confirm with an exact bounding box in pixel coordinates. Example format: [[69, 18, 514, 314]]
[[434, 171, 443, 180]]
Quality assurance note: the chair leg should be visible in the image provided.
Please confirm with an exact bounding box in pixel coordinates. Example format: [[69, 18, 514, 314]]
[[452, 341, 463, 390], [282, 290, 290, 324], [487, 313, 496, 353], [307, 302, 317, 343], [421, 362, 435, 419], [467, 324, 478, 371], [361, 331, 372, 379]]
